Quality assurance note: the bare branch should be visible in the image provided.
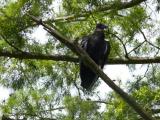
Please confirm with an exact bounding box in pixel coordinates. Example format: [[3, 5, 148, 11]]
[[93, 100, 108, 104], [147, 40, 160, 50]]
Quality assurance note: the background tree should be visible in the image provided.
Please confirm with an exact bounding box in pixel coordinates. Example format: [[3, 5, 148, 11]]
[[0, 0, 160, 119]]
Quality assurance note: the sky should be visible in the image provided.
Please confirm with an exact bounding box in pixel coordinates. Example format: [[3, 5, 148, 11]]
[[0, 86, 12, 102]]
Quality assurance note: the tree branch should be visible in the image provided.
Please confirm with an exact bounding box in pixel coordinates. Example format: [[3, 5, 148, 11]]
[[27, 13, 155, 120], [1, 35, 24, 53], [1, 50, 160, 64], [53, 0, 147, 22], [0, 51, 160, 65], [128, 40, 146, 54], [38, 107, 65, 113], [0, 50, 78, 62]]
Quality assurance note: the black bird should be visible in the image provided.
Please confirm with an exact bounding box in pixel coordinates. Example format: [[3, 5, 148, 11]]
[[80, 23, 110, 90]]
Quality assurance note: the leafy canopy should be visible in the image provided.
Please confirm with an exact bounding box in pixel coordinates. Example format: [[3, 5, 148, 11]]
[[0, 0, 160, 119]]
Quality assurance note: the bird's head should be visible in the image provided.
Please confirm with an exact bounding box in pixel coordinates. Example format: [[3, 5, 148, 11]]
[[96, 23, 108, 31]]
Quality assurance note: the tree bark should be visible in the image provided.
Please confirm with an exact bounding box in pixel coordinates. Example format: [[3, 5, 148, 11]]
[[1, 50, 160, 65]]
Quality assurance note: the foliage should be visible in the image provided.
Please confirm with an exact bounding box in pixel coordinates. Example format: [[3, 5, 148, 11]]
[[0, 0, 160, 119]]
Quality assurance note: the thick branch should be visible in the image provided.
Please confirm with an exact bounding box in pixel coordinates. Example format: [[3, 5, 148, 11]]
[[28, 14, 155, 120], [53, 0, 147, 22], [0, 51, 78, 62], [1, 51, 160, 65]]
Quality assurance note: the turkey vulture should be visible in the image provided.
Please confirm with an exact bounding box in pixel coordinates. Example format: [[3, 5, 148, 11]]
[[80, 23, 110, 90]]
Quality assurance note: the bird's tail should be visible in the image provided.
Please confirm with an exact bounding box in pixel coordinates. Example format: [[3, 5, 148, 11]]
[[80, 62, 98, 90]]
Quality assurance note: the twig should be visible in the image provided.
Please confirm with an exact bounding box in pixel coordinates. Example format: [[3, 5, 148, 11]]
[[109, 32, 129, 59], [93, 100, 108, 104], [74, 81, 82, 98], [139, 29, 160, 50], [38, 107, 65, 113], [1, 35, 24, 53], [147, 40, 160, 50], [128, 40, 146, 54]]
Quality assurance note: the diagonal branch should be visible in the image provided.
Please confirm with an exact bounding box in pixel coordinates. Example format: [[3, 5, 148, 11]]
[[1, 35, 24, 53], [128, 40, 146, 54], [27, 13, 155, 120]]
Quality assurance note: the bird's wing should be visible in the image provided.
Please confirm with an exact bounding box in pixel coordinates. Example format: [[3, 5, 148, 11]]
[[80, 62, 98, 90], [80, 35, 99, 90], [101, 41, 111, 69], [81, 35, 90, 50], [104, 41, 111, 56], [105, 41, 111, 56]]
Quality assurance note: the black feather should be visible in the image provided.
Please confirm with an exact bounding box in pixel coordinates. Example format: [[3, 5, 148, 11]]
[[80, 24, 110, 90]]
